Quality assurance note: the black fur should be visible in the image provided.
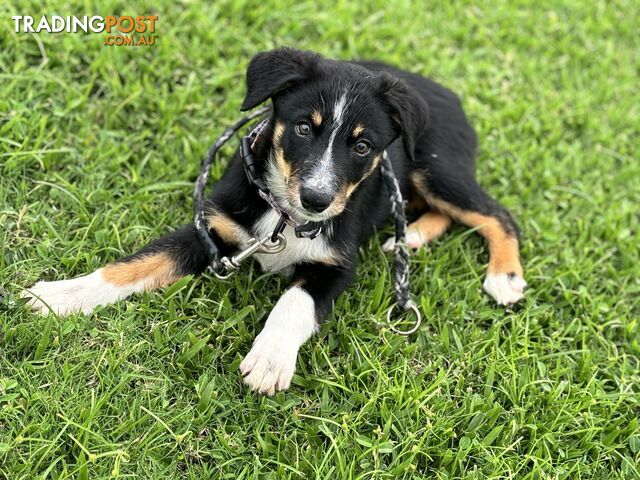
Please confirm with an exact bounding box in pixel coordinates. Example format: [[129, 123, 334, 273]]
[[241, 48, 322, 111], [124, 47, 520, 321], [116, 225, 210, 276]]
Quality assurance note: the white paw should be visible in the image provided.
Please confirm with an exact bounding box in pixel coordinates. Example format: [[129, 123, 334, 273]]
[[382, 229, 424, 252], [239, 286, 317, 395], [483, 273, 527, 306], [382, 236, 396, 252], [21, 270, 134, 316], [240, 330, 298, 395]]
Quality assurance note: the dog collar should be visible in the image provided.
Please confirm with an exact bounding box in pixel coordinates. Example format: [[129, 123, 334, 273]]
[[240, 119, 324, 240]]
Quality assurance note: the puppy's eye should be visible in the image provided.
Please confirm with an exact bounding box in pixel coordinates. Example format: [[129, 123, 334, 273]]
[[354, 140, 371, 156], [296, 121, 312, 136]]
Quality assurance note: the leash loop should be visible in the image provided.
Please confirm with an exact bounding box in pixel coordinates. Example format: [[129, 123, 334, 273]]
[[379, 150, 422, 335], [194, 105, 271, 273], [386, 301, 422, 336], [271, 214, 287, 243]]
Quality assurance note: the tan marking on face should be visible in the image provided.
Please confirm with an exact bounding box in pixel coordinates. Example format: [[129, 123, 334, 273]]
[[275, 148, 292, 179], [323, 184, 350, 219], [352, 124, 365, 138], [273, 121, 285, 145], [207, 210, 245, 245], [284, 175, 301, 207], [333, 180, 360, 215], [272, 121, 292, 180], [344, 183, 358, 199], [363, 154, 382, 180], [323, 154, 383, 217], [348, 154, 382, 197], [102, 253, 178, 288], [409, 170, 522, 276], [311, 110, 322, 127]]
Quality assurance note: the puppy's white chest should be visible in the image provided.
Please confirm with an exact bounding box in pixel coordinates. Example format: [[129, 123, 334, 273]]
[[249, 210, 334, 272]]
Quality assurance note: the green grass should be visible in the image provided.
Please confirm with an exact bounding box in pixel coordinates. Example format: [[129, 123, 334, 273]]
[[1, 0, 639, 478]]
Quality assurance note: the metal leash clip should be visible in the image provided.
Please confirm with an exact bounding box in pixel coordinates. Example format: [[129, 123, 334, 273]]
[[212, 233, 287, 280]]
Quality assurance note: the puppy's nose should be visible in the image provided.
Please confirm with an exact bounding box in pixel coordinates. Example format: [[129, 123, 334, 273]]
[[300, 187, 332, 213]]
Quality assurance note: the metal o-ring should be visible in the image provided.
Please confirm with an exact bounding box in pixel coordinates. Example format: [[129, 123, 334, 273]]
[[259, 233, 287, 253], [385, 303, 422, 336]]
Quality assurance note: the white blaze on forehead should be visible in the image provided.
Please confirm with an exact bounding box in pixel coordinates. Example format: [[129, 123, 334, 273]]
[[306, 92, 349, 191], [332, 92, 348, 126]]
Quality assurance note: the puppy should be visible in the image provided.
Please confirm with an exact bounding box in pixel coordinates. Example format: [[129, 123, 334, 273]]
[[24, 48, 526, 395]]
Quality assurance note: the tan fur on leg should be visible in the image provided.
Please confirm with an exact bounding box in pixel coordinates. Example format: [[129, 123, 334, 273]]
[[406, 210, 452, 248], [102, 253, 179, 288], [25, 253, 183, 316], [408, 171, 525, 304]]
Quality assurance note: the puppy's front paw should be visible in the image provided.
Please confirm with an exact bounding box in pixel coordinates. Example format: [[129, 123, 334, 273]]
[[240, 286, 317, 395], [483, 272, 527, 306], [239, 330, 297, 395]]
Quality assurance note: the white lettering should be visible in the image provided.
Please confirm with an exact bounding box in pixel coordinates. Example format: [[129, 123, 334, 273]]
[[36, 15, 51, 33], [72, 16, 88, 33], [89, 16, 104, 33], [12, 16, 22, 32], [51, 15, 64, 33], [24, 16, 34, 33]]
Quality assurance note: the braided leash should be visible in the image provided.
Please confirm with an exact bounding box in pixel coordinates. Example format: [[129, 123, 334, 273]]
[[379, 151, 422, 335], [194, 111, 421, 335], [194, 106, 271, 275]]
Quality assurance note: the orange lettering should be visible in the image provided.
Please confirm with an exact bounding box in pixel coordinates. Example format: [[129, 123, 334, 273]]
[[147, 15, 158, 33], [118, 16, 134, 33], [105, 16, 116, 33]]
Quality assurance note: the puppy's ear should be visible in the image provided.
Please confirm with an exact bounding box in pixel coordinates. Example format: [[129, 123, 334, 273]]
[[241, 47, 321, 111], [378, 73, 429, 162]]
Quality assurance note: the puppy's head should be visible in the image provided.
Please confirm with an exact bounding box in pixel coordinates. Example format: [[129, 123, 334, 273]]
[[241, 47, 427, 222]]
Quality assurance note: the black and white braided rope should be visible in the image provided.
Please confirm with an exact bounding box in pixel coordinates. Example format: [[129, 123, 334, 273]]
[[380, 151, 421, 334], [194, 105, 271, 274]]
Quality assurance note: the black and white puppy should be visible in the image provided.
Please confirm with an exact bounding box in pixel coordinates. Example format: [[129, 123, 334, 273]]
[[24, 48, 526, 395]]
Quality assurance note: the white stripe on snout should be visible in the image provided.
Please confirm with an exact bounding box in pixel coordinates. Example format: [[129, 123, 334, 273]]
[[306, 93, 348, 190]]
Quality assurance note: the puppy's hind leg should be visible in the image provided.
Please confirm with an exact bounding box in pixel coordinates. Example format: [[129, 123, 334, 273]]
[[23, 225, 211, 316], [411, 170, 526, 306]]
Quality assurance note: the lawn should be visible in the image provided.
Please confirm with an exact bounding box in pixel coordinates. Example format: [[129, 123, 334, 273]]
[[1, 0, 639, 478]]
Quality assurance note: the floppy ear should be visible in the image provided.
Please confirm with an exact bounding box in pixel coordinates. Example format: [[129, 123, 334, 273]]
[[378, 73, 429, 162], [241, 47, 321, 111]]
